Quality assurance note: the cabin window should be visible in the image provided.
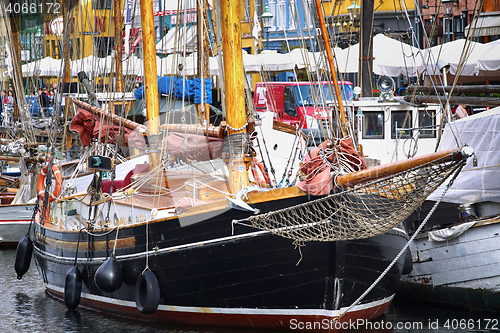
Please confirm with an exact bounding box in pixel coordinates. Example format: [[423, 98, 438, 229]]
[[418, 110, 436, 138], [283, 86, 297, 115], [362, 111, 384, 139], [391, 111, 412, 139]]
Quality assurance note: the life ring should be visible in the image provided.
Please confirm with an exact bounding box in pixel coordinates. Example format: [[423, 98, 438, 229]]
[[135, 269, 160, 314], [250, 159, 269, 185], [37, 165, 63, 202]]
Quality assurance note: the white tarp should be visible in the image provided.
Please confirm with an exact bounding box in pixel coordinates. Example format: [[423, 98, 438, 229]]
[[335, 34, 423, 76], [476, 39, 500, 75], [428, 107, 500, 204], [155, 26, 197, 54], [419, 39, 484, 76], [21, 57, 62, 77]]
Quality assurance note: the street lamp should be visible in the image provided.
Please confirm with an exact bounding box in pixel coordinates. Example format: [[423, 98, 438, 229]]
[[347, 1, 361, 22], [261, 5, 273, 50], [441, 0, 454, 42], [441, 0, 454, 16]]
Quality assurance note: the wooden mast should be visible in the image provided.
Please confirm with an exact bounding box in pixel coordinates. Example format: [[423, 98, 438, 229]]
[[139, 0, 160, 168], [197, 0, 211, 124], [114, 0, 124, 94], [62, 0, 72, 119], [221, 0, 249, 193], [9, 16, 21, 121], [312, 0, 348, 137]]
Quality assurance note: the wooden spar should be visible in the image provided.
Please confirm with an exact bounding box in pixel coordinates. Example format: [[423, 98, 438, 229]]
[[312, 0, 347, 137], [0, 156, 20, 162], [408, 85, 500, 94], [335, 147, 469, 188], [221, 0, 249, 193], [139, 0, 161, 168], [73, 99, 226, 138], [160, 123, 226, 138], [114, 0, 124, 93], [73, 99, 147, 132], [405, 94, 500, 107]]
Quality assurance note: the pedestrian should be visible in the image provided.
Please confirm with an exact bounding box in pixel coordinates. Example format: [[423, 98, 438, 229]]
[[4, 90, 14, 126], [0, 90, 5, 125], [39, 87, 50, 116], [49, 90, 55, 107]]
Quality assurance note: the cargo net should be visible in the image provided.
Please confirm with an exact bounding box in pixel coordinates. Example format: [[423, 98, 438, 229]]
[[248, 157, 465, 243]]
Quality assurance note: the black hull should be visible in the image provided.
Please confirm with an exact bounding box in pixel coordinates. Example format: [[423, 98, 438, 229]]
[[33, 195, 408, 331]]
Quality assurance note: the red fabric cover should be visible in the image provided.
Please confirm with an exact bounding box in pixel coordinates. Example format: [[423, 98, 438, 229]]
[[163, 132, 223, 161], [175, 197, 204, 214], [69, 109, 145, 149], [297, 137, 367, 195], [102, 163, 149, 194]]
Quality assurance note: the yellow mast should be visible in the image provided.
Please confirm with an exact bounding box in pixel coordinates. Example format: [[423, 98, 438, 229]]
[[139, 0, 161, 168], [221, 0, 250, 193], [114, 0, 124, 93]]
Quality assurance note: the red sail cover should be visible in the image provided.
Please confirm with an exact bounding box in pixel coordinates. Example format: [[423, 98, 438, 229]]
[[69, 109, 145, 148], [297, 137, 367, 195], [163, 132, 223, 161]]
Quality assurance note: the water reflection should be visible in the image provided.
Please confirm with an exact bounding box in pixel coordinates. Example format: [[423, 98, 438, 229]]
[[1, 249, 499, 333]]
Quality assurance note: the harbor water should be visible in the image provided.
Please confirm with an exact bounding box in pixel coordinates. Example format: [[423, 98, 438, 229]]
[[1, 248, 498, 333]]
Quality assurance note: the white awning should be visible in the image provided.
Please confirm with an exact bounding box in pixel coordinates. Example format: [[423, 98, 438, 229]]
[[464, 13, 500, 37], [155, 26, 197, 54]]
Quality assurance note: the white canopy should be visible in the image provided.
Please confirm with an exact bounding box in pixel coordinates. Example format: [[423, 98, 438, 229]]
[[155, 26, 197, 54], [476, 39, 500, 75], [420, 39, 484, 76], [334, 34, 423, 76], [22, 57, 62, 77]]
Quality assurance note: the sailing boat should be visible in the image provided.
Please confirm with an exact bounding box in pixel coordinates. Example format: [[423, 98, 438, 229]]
[[15, 0, 473, 330]]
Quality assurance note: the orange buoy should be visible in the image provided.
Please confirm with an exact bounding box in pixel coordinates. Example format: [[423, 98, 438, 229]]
[[37, 165, 63, 202]]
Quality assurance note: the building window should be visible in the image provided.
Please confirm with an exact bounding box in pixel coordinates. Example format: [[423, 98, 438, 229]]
[[93, 0, 111, 10], [277, 0, 286, 30], [391, 111, 412, 139], [362, 111, 384, 139], [255, 0, 262, 18], [304, 0, 313, 29], [269, 0, 276, 30], [243, 0, 250, 20], [51, 40, 59, 59], [289, 0, 295, 30], [418, 110, 436, 138], [94, 37, 115, 57]]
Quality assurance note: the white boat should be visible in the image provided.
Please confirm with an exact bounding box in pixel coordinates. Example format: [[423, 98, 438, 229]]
[[398, 107, 500, 311]]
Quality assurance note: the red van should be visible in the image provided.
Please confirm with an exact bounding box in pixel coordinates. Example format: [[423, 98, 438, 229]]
[[253, 81, 354, 129]]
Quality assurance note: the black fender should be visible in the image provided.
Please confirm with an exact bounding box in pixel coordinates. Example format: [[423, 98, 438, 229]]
[[402, 247, 413, 275], [135, 269, 160, 314]]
